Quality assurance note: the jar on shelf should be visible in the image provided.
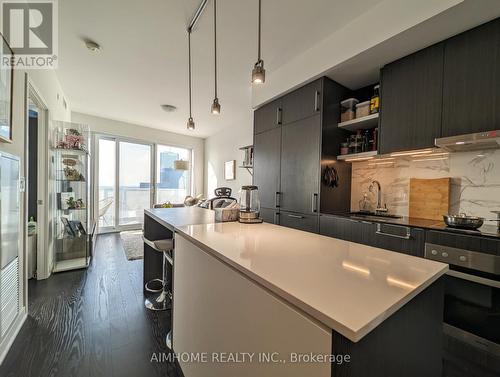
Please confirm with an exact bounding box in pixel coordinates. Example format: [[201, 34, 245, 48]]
[[340, 98, 359, 122]]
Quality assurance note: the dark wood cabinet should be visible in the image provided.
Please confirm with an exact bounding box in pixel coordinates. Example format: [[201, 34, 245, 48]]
[[319, 215, 425, 257], [260, 207, 279, 225], [280, 114, 321, 214], [254, 98, 282, 135], [379, 43, 444, 154], [371, 223, 425, 257], [319, 215, 373, 244], [282, 80, 322, 125], [253, 77, 350, 234], [253, 127, 281, 209], [279, 211, 319, 233], [442, 18, 500, 137]]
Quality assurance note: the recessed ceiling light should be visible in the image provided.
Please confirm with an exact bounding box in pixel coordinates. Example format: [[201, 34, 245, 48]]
[[160, 104, 177, 112], [84, 39, 101, 52]]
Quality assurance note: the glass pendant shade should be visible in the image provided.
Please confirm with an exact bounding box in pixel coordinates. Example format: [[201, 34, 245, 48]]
[[211, 98, 221, 114], [252, 60, 265, 84]]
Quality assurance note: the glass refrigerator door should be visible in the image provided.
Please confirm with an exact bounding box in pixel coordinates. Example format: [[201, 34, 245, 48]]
[[0, 153, 20, 269]]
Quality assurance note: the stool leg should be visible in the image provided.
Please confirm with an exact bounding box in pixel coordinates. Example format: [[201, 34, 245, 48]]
[[144, 252, 170, 311]]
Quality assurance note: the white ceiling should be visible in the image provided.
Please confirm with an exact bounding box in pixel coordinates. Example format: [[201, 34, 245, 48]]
[[58, 0, 500, 139], [58, 0, 384, 138]]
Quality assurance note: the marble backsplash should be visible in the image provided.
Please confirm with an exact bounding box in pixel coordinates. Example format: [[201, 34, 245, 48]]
[[350, 149, 500, 224]]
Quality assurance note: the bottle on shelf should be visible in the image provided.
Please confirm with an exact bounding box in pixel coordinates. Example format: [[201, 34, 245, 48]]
[[369, 85, 380, 114]]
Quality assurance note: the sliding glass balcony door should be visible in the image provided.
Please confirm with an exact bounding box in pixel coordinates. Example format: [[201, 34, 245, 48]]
[[118, 141, 152, 227], [97, 136, 153, 232]]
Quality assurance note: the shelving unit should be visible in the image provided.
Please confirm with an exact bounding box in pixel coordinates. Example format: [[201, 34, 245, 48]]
[[239, 145, 254, 176], [338, 113, 379, 131], [337, 150, 377, 161], [51, 121, 92, 272]]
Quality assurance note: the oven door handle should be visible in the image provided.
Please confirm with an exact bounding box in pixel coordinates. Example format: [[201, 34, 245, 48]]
[[447, 269, 500, 289]]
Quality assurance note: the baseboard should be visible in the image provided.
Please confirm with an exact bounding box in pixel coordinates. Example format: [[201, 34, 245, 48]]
[[0, 308, 27, 365]]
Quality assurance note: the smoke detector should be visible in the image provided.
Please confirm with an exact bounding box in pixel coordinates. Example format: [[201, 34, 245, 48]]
[[84, 40, 101, 52]]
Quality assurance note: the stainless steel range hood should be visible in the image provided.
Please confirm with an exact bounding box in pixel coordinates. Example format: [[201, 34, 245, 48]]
[[435, 130, 500, 152]]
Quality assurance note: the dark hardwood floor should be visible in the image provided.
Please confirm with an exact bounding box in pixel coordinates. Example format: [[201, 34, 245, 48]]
[[0, 233, 183, 377]]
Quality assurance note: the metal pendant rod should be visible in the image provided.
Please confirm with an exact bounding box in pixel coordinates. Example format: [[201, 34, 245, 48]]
[[187, 0, 210, 33]]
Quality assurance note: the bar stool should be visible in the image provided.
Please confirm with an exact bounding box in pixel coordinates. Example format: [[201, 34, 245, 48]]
[[144, 238, 173, 311]]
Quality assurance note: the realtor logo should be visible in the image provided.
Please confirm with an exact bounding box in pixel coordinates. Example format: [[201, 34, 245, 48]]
[[1, 0, 58, 69]]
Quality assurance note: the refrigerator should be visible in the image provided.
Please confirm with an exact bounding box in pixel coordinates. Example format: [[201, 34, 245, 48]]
[[0, 151, 20, 339]]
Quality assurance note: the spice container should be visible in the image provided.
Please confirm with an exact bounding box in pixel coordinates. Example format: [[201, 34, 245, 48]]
[[369, 85, 380, 114], [372, 128, 378, 151], [355, 101, 370, 118], [340, 141, 350, 155], [340, 98, 359, 122]]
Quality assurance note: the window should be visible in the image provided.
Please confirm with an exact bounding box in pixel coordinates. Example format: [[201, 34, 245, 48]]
[[156, 145, 192, 205]]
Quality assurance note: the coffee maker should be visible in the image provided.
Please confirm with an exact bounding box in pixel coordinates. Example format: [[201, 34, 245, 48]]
[[238, 185, 263, 223]]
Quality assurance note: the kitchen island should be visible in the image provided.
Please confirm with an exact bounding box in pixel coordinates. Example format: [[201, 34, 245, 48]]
[[144, 209, 448, 377]]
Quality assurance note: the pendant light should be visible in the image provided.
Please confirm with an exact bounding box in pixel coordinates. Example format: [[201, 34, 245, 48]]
[[187, 31, 195, 130], [211, 0, 221, 114], [251, 0, 265, 84]]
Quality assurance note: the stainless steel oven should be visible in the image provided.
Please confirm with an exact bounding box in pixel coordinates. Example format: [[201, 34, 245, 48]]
[[425, 243, 500, 375]]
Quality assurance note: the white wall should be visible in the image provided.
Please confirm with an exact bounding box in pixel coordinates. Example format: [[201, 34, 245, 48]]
[[204, 121, 253, 199], [0, 68, 71, 363], [71, 112, 205, 197]]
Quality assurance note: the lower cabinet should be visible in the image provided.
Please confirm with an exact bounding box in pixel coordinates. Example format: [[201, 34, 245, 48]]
[[260, 207, 279, 225], [371, 223, 425, 257], [319, 215, 373, 244], [279, 211, 319, 233], [319, 215, 425, 257]]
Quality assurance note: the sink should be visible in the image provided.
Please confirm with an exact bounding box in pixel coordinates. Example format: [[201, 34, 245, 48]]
[[348, 211, 403, 220]]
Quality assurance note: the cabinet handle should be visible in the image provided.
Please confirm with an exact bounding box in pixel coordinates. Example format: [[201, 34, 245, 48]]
[[375, 224, 411, 240], [276, 108, 282, 125], [274, 212, 280, 224], [311, 193, 318, 213], [288, 214, 304, 219], [275, 192, 280, 208], [314, 91, 320, 112]]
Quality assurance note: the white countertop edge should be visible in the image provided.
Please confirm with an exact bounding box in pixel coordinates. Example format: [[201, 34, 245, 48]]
[[175, 229, 448, 343], [145, 210, 172, 229]]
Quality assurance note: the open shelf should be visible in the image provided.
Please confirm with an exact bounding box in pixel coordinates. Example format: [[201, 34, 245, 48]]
[[338, 113, 379, 131], [53, 257, 90, 272], [337, 150, 378, 161]]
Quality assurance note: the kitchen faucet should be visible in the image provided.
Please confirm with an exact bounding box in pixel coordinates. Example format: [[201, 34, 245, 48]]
[[370, 180, 388, 213]]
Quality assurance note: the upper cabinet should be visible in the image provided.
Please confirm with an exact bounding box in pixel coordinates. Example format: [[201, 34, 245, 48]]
[[254, 98, 282, 135], [280, 114, 321, 215], [442, 18, 500, 137], [379, 43, 444, 154], [253, 127, 281, 209], [282, 80, 322, 124]]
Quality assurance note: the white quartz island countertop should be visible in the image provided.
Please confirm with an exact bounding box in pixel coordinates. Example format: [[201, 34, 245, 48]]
[[176, 221, 448, 343]]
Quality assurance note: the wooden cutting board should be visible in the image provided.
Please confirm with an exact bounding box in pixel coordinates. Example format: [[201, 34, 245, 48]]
[[409, 178, 450, 220]]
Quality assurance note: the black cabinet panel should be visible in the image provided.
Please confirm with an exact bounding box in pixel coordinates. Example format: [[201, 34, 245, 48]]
[[280, 114, 321, 214], [260, 207, 279, 225], [319, 215, 373, 244], [282, 80, 322, 125], [379, 43, 444, 154], [279, 211, 319, 233], [320, 215, 425, 257], [372, 223, 425, 257], [253, 128, 281, 209], [442, 18, 500, 137], [254, 98, 282, 135]]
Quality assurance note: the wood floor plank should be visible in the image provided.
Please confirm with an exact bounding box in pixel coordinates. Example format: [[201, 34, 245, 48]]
[[0, 233, 183, 377]]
